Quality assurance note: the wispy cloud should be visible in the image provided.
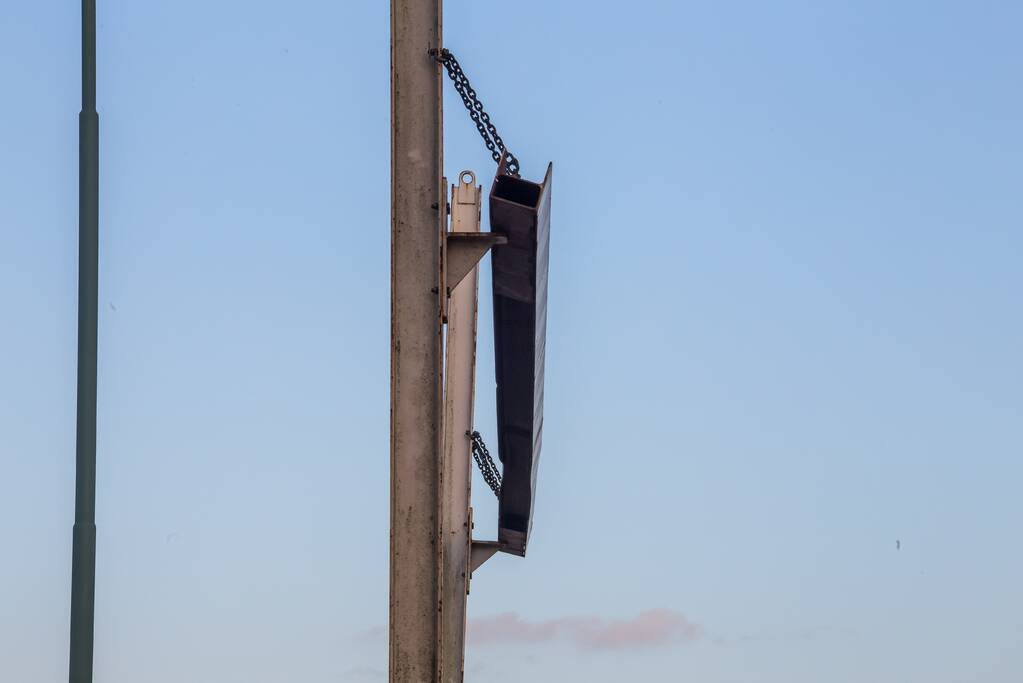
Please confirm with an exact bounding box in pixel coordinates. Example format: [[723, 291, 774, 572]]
[[468, 609, 701, 651]]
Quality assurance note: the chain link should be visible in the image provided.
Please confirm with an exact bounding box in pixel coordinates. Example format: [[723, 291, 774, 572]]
[[432, 48, 520, 177], [470, 430, 502, 498]]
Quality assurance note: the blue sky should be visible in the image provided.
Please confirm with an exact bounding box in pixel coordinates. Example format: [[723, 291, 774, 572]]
[[1, 1, 1021, 681]]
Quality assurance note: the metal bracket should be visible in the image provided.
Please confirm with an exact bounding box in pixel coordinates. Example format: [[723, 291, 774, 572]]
[[443, 170, 507, 298], [469, 540, 501, 573], [446, 232, 506, 293]]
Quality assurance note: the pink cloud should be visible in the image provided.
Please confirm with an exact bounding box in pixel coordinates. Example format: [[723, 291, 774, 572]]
[[468, 609, 701, 651]]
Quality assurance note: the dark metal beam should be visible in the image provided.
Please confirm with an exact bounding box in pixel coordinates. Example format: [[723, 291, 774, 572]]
[[69, 1, 99, 681], [490, 157, 553, 557]]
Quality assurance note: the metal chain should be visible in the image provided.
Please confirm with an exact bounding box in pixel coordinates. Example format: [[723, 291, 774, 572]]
[[432, 48, 520, 177], [469, 430, 502, 498]]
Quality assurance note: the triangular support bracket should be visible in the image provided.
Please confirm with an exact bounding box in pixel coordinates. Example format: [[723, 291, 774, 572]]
[[444, 232, 506, 294], [469, 540, 501, 574]]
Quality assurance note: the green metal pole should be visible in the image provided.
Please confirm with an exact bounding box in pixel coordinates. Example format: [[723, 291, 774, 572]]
[[69, 1, 98, 681]]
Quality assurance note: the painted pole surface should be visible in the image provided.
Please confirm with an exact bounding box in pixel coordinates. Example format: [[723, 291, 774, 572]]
[[438, 173, 482, 682], [69, 1, 99, 682]]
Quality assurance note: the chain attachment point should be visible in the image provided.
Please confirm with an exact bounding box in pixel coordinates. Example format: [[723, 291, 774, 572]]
[[433, 48, 520, 177]]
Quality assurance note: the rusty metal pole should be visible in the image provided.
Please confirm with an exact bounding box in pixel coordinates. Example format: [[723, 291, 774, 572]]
[[69, 1, 99, 682], [390, 0, 444, 680]]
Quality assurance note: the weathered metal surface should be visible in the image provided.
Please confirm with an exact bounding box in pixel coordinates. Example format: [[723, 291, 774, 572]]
[[438, 172, 482, 683], [390, 0, 444, 679], [489, 157, 553, 557]]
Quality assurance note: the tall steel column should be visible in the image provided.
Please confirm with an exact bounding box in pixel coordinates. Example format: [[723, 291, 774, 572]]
[[437, 173, 482, 682], [69, 1, 99, 682], [390, 0, 444, 680]]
